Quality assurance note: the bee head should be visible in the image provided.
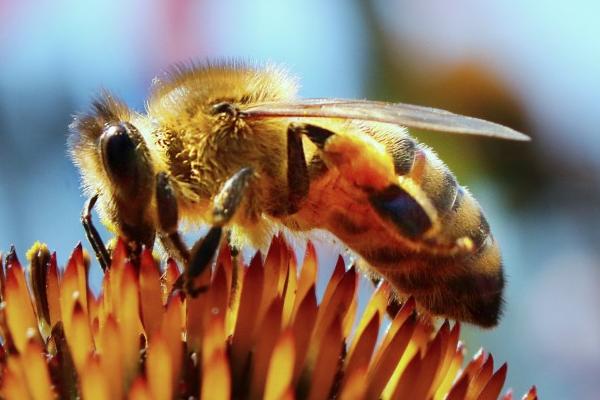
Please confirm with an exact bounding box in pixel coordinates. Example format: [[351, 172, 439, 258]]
[[69, 93, 156, 247]]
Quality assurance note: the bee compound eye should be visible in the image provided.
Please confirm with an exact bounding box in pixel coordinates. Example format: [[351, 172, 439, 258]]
[[100, 123, 139, 185]]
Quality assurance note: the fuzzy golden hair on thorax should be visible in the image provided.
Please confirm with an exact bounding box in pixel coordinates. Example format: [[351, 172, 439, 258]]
[[142, 62, 300, 214], [147, 61, 299, 120]]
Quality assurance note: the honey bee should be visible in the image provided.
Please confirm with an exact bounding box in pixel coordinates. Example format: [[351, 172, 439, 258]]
[[69, 62, 529, 327]]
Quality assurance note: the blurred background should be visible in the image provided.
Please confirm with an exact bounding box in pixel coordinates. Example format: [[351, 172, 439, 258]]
[[1, 0, 599, 398]]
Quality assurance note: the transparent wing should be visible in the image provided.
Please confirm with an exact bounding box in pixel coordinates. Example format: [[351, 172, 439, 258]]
[[242, 98, 530, 141]]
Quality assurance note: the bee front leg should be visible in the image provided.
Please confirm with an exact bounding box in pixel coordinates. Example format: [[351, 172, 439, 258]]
[[81, 194, 111, 271], [155, 171, 204, 296], [155, 172, 190, 263], [156, 168, 253, 297]]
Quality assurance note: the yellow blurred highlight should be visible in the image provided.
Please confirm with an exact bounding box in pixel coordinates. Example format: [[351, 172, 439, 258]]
[[202, 350, 231, 400], [265, 328, 295, 400], [147, 333, 172, 400], [81, 355, 111, 400]]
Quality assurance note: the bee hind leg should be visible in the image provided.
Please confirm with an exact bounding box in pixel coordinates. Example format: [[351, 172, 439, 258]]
[[81, 194, 111, 271], [300, 123, 431, 238], [157, 168, 253, 297], [301, 123, 397, 191], [265, 123, 311, 217], [301, 123, 470, 254]]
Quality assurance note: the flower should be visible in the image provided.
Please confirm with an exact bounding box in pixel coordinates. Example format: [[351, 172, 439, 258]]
[[0, 237, 537, 399]]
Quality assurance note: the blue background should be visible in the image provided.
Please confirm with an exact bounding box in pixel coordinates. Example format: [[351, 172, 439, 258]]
[[1, 1, 599, 398]]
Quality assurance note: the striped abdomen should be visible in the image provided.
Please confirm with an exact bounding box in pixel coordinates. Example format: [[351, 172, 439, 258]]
[[328, 125, 505, 327]]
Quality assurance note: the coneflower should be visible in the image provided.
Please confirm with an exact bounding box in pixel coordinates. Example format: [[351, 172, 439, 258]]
[[0, 237, 537, 399]]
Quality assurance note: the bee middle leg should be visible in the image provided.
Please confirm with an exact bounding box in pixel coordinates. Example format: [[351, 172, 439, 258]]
[[299, 123, 433, 235], [284, 123, 311, 214], [156, 168, 253, 296], [266, 123, 311, 217]]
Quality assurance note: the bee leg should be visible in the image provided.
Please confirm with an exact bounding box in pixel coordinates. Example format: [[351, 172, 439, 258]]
[[155, 171, 201, 296], [81, 194, 111, 271], [158, 168, 253, 297], [283, 124, 310, 214], [225, 229, 240, 257], [168, 227, 223, 297], [301, 123, 397, 191], [301, 123, 430, 236], [156, 172, 190, 264], [187, 168, 253, 295], [184, 227, 222, 296], [191, 168, 254, 294], [301, 124, 469, 253], [212, 167, 254, 224]]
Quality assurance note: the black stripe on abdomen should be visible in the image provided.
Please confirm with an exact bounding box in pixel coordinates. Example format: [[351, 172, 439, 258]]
[[391, 137, 417, 176], [369, 185, 432, 239], [431, 170, 458, 213]]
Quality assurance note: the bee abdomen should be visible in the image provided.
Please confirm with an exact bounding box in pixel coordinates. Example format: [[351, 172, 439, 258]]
[[407, 143, 460, 216], [386, 133, 461, 218], [359, 233, 504, 327], [362, 134, 504, 326], [396, 139, 492, 251], [390, 136, 417, 175], [443, 184, 492, 252]]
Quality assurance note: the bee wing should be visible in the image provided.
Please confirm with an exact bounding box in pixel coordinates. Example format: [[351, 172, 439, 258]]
[[242, 98, 530, 141]]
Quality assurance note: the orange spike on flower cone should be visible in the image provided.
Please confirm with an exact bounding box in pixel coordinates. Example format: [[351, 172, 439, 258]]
[[0, 236, 536, 399]]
